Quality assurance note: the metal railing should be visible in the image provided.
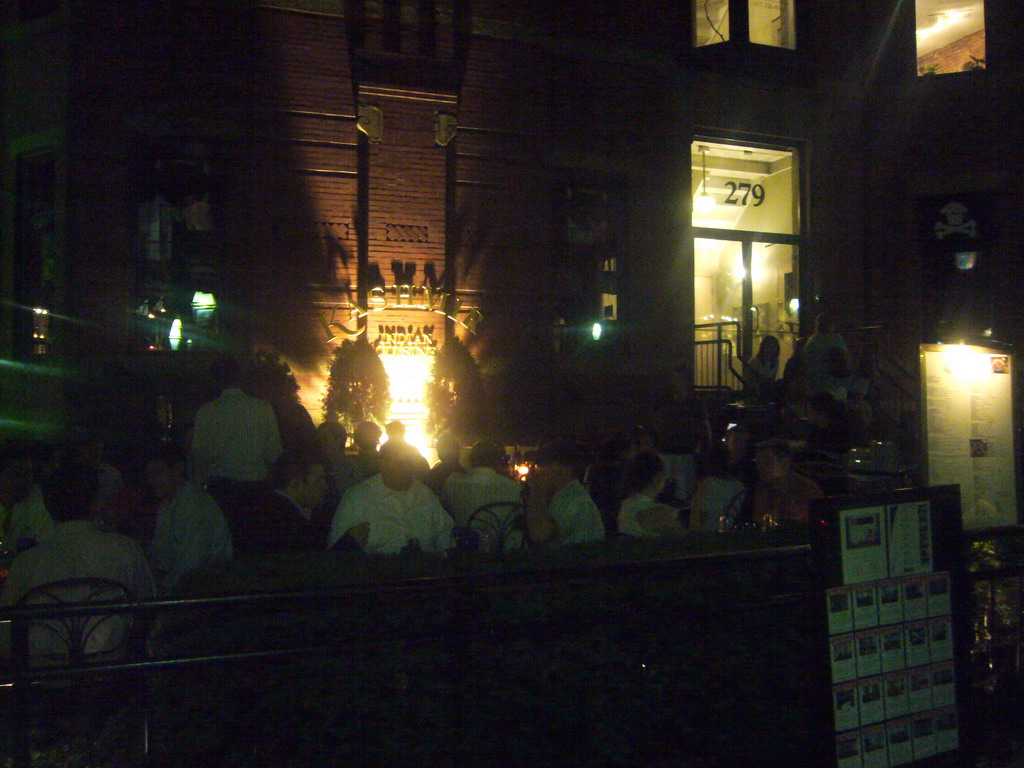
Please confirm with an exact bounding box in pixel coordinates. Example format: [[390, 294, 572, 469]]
[[694, 321, 747, 392], [1, 544, 814, 767], [4, 548, 1022, 767]]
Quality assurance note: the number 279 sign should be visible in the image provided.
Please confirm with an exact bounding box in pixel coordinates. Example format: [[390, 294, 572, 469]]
[[723, 182, 765, 207]]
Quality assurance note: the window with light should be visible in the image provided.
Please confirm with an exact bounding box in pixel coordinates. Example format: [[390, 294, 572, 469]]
[[917, 1, 985, 75]]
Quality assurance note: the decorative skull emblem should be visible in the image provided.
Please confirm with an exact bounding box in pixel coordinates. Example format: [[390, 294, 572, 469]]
[[935, 201, 977, 240]]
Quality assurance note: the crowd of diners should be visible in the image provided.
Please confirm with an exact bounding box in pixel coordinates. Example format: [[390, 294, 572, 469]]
[[1, 314, 880, 609]]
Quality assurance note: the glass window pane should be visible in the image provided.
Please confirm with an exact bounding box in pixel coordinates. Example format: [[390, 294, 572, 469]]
[[691, 142, 797, 236], [917, 0, 985, 75], [751, 242, 798, 378], [749, 0, 796, 49], [694, 238, 744, 389], [694, 0, 730, 47]]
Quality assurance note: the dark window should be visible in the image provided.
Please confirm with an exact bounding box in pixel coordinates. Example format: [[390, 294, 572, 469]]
[[134, 143, 220, 351], [14, 151, 57, 357], [19, 0, 60, 23]]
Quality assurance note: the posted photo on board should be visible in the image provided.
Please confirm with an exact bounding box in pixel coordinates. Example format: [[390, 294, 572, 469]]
[[877, 579, 904, 625], [927, 572, 951, 616], [886, 503, 933, 577], [831, 635, 858, 683], [853, 585, 880, 629], [841, 507, 889, 584], [828, 587, 854, 635], [884, 670, 909, 720], [888, 718, 914, 766], [834, 682, 860, 732]]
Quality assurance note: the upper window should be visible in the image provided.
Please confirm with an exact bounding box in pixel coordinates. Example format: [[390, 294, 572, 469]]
[[14, 150, 59, 357], [916, 1, 985, 75], [694, 0, 796, 50], [134, 142, 220, 352]]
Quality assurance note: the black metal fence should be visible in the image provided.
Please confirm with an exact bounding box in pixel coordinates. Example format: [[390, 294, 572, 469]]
[[2, 545, 1022, 768], [2, 545, 820, 768]]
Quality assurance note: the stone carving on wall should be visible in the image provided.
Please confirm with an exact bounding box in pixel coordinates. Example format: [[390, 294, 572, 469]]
[[357, 104, 383, 143], [435, 112, 457, 147]]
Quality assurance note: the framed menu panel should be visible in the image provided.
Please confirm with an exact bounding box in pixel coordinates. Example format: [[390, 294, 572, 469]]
[[921, 344, 1019, 529], [812, 486, 968, 768]]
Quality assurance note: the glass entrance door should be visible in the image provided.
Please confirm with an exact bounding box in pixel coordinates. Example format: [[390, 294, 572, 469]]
[[691, 140, 800, 391]]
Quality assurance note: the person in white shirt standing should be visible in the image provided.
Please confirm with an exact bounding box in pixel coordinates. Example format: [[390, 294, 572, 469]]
[[145, 442, 233, 592], [190, 354, 282, 535], [328, 441, 453, 554]]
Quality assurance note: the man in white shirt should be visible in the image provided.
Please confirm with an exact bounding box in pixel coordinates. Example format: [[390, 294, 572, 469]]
[[2, 460, 156, 606], [329, 441, 453, 554], [1, 444, 55, 551], [526, 441, 605, 546], [191, 355, 282, 530], [190, 355, 282, 486], [443, 440, 522, 525], [145, 443, 233, 592]]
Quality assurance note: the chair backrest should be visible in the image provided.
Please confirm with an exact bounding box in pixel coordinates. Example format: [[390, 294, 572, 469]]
[[692, 477, 748, 531], [15, 578, 136, 667], [465, 501, 527, 552]]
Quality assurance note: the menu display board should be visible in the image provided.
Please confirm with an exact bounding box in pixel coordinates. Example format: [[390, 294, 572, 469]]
[[921, 344, 1018, 529], [812, 487, 966, 768]]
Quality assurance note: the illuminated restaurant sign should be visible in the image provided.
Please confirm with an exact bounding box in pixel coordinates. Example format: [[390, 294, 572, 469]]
[[375, 324, 438, 355], [318, 284, 482, 344]]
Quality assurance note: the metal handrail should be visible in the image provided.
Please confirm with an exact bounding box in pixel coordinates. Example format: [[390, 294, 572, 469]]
[[0, 544, 814, 766], [693, 321, 751, 392]]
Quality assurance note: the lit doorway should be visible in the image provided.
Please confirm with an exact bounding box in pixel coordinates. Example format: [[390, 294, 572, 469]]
[[691, 140, 800, 391]]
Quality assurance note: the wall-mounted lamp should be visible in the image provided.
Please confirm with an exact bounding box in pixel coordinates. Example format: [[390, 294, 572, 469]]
[[695, 145, 716, 214]]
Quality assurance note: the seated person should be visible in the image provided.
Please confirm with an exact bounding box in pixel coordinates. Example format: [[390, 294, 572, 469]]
[[317, 421, 362, 505], [617, 452, 688, 538], [804, 392, 854, 458], [2, 459, 156, 607], [424, 432, 464, 499], [584, 435, 635, 536], [751, 438, 823, 528], [351, 421, 383, 480], [525, 441, 605, 546], [1, 442, 55, 552], [383, 420, 430, 479], [689, 424, 758, 530], [145, 442, 233, 591], [241, 452, 328, 555], [328, 441, 453, 554], [746, 335, 781, 404], [443, 440, 523, 550]]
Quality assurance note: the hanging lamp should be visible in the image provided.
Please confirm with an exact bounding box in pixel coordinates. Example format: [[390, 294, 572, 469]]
[[695, 145, 716, 214]]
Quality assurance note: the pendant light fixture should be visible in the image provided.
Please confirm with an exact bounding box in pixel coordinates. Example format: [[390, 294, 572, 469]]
[[695, 145, 716, 214]]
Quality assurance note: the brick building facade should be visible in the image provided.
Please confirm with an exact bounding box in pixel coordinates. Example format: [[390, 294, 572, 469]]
[[2, 0, 1022, 447]]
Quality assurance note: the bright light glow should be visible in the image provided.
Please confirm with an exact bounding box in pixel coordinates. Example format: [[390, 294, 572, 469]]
[[380, 353, 434, 460], [694, 193, 716, 213], [942, 344, 990, 383], [191, 291, 217, 308], [169, 318, 182, 350], [735, 262, 747, 280], [788, 298, 800, 314], [917, 9, 968, 39], [591, 323, 603, 341], [33, 307, 48, 315]]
